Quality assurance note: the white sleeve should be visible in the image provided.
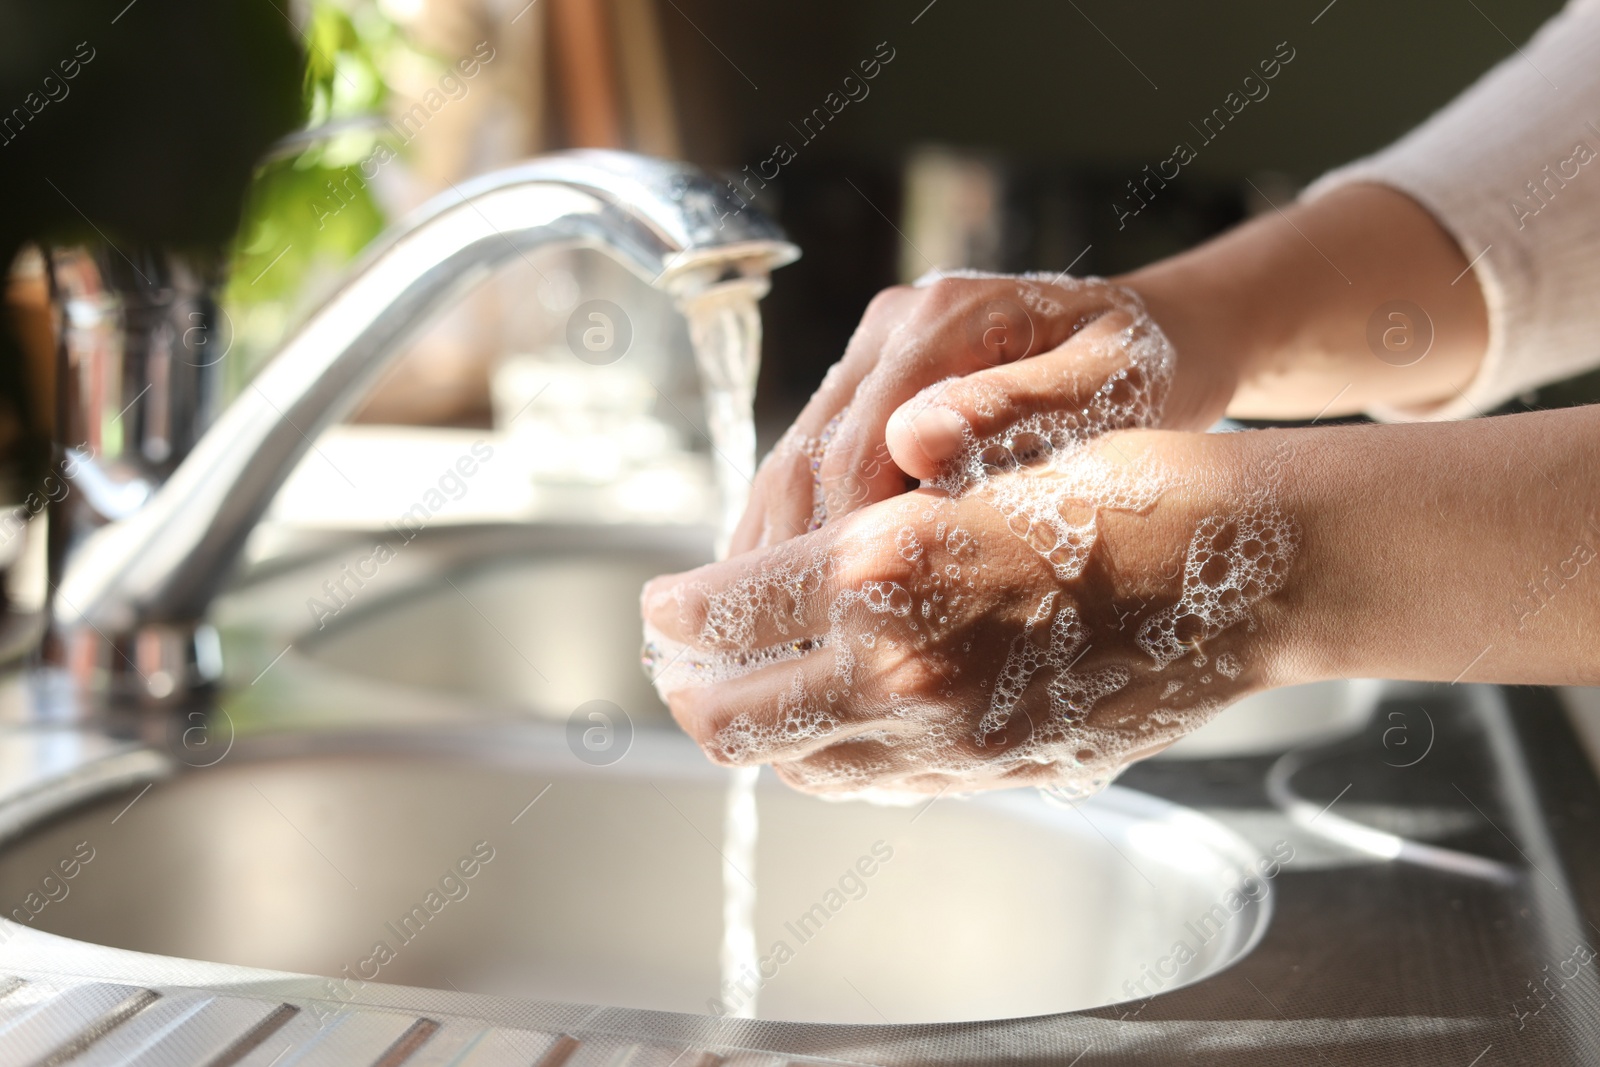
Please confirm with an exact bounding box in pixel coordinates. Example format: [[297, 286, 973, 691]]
[[1302, 0, 1600, 421]]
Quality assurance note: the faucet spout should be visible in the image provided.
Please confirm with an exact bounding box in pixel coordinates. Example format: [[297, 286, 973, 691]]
[[54, 150, 797, 649]]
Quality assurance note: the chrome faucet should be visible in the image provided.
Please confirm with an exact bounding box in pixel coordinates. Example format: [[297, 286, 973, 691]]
[[47, 149, 798, 702]]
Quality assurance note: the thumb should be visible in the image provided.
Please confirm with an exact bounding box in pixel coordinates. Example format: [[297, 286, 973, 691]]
[[886, 311, 1162, 481]]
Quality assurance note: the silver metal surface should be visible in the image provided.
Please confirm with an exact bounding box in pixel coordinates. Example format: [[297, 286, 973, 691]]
[[0, 969, 812, 1067], [0, 680, 1595, 1063], [43, 245, 230, 704], [1, 517, 1595, 1061], [48, 244, 225, 506], [0, 726, 1267, 1026], [290, 524, 716, 722], [1156, 679, 1378, 759], [50, 150, 797, 662]]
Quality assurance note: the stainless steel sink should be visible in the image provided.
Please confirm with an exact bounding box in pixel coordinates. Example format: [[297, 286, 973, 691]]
[[215, 522, 716, 728], [4, 513, 1597, 1063], [0, 726, 1268, 1025], [0, 520, 1282, 1043], [299, 523, 714, 723]]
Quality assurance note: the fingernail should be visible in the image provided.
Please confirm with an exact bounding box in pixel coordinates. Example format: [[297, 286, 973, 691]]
[[909, 407, 967, 461]]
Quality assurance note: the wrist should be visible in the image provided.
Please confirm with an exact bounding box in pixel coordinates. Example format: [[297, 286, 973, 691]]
[[1123, 184, 1492, 422], [1093, 426, 1319, 690], [1238, 409, 1600, 688], [1113, 253, 1267, 430]]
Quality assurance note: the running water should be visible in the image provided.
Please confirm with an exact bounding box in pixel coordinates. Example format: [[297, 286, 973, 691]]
[[678, 275, 769, 1019], [719, 763, 760, 1016]]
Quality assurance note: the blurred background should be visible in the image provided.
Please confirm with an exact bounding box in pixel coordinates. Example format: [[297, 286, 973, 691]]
[[2, 0, 1589, 495]]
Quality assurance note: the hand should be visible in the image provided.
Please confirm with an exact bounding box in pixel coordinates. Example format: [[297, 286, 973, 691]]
[[645, 428, 1304, 799], [733, 184, 1497, 557], [728, 273, 1237, 555]]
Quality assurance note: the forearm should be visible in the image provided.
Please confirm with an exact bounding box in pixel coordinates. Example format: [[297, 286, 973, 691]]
[[1247, 405, 1600, 687], [1118, 183, 1490, 422]]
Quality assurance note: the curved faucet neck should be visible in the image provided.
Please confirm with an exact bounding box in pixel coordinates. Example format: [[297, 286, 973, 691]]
[[50, 150, 797, 699]]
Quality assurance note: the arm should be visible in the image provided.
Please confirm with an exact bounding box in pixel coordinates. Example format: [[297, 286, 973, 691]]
[[732, 0, 1600, 551], [1120, 183, 1490, 422], [1266, 405, 1600, 687], [666, 0, 1600, 797], [1134, 0, 1600, 424], [644, 407, 1600, 797], [729, 186, 1493, 556]]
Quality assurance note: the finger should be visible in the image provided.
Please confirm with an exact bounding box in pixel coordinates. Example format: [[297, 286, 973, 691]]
[[642, 499, 920, 649], [884, 310, 1152, 481], [770, 736, 937, 795], [815, 279, 1119, 519], [726, 450, 811, 557], [728, 287, 921, 555], [664, 647, 895, 766], [770, 728, 1060, 796], [643, 534, 834, 649]]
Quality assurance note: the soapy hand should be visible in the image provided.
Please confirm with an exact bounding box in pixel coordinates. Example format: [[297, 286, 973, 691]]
[[644, 429, 1301, 799], [728, 272, 1233, 555]]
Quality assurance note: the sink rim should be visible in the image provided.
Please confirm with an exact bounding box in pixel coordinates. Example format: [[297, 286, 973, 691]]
[[0, 720, 1274, 1025], [0, 681, 1583, 1065]]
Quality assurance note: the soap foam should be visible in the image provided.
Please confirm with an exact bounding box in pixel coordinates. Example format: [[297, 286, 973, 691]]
[[1136, 497, 1299, 669], [907, 278, 1178, 588], [647, 273, 1298, 806], [924, 289, 1174, 498], [770, 408, 848, 533]]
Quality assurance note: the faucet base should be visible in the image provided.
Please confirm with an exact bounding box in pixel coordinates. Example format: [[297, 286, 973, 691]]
[[42, 621, 223, 708]]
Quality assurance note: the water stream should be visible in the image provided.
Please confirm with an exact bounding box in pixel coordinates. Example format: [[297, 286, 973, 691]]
[[679, 275, 769, 1018]]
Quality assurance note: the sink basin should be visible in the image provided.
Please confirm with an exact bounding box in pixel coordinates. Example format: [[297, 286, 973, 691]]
[[1157, 679, 1378, 759], [232, 523, 715, 725], [0, 727, 1269, 1025], [0, 519, 1285, 1029]]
